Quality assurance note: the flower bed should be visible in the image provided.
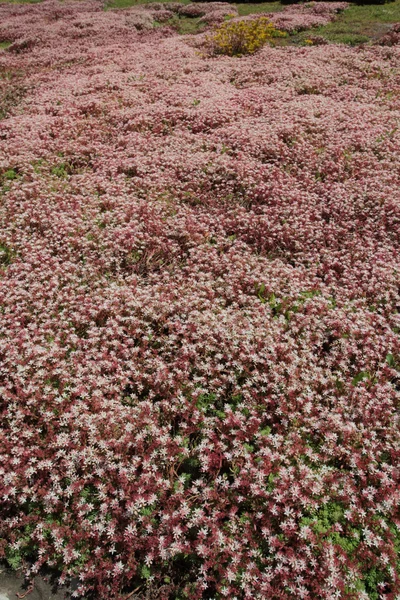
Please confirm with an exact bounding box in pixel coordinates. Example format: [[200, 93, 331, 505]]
[[0, 1, 400, 598], [270, 2, 348, 33]]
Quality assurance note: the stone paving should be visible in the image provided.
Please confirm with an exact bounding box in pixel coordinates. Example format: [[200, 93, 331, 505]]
[[0, 569, 67, 600]]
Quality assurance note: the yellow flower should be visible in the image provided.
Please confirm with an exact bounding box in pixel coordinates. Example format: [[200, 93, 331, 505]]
[[206, 17, 286, 57]]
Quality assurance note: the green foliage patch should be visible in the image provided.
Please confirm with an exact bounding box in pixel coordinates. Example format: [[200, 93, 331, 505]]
[[297, 0, 400, 45]]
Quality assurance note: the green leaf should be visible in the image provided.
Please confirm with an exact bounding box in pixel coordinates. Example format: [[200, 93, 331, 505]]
[[141, 565, 151, 579], [352, 371, 370, 386], [4, 169, 17, 180], [299, 289, 321, 300], [260, 426, 271, 436], [256, 282, 266, 303], [386, 353, 395, 367], [0, 243, 14, 266], [243, 443, 254, 453], [6, 547, 22, 570], [139, 505, 155, 517]]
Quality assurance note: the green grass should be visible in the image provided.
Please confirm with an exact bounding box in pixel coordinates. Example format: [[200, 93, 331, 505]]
[[162, 15, 207, 34], [0, 41, 11, 49], [297, 0, 400, 45], [236, 2, 282, 16]]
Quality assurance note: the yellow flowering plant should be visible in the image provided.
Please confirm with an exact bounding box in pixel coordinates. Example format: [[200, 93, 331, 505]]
[[207, 17, 286, 57]]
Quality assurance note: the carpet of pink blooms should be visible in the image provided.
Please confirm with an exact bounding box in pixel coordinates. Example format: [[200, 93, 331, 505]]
[[0, 0, 400, 598], [268, 2, 349, 34]]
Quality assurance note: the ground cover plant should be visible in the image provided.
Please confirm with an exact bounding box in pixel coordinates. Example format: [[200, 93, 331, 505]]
[[293, 0, 400, 45], [206, 17, 286, 56], [0, 0, 400, 598]]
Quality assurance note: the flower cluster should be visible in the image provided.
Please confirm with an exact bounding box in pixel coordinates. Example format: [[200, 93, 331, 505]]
[[200, 2, 349, 37], [0, 1, 400, 599], [376, 23, 400, 47], [177, 2, 238, 24], [270, 2, 349, 34], [206, 17, 286, 56]]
